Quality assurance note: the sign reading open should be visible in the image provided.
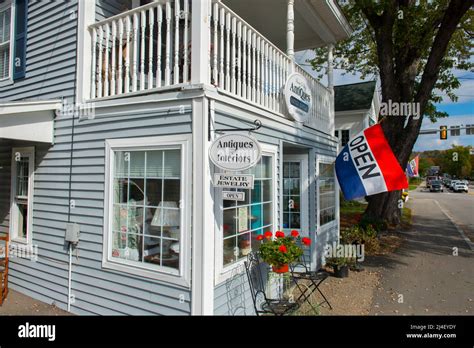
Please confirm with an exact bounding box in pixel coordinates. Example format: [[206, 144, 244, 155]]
[[209, 133, 262, 171]]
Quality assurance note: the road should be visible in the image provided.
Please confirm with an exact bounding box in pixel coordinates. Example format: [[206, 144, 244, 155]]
[[369, 184, 474, 315]]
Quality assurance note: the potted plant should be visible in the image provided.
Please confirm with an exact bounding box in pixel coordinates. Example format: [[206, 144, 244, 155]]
[[325, 256, 356, 278], [257, 230, 311, 273]]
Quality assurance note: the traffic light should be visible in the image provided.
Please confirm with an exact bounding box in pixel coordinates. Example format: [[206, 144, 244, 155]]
[[440, 125, 448, 140]]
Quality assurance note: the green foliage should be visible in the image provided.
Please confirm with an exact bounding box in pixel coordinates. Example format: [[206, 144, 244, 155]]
[[441, 145, 472, 178], [340, 224, 380, 254], [259, 236, 304, 267], [309, 0, 473, 122], [325, 256, 356, 268]]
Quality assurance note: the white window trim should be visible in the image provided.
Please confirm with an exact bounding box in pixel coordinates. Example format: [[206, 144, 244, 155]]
[[316, 154, 338, 234], [9, 146, 35, 246], [0, 0, 14, 83], [214, 142, 279, 285], [103, 134, 192, 287]]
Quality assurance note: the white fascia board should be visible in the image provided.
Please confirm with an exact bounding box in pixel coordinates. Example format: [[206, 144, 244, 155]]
[[0, 110, 55, 143], [0, 100, 62, 115]]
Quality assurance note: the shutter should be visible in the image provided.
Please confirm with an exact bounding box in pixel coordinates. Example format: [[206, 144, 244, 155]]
[[13, 0, 27, 80]]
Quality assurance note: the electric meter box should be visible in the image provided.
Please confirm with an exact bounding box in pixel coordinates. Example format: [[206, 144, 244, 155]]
[[65, 223, 80, 244]]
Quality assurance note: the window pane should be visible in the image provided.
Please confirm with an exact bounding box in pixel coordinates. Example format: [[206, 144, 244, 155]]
[[222, 155, 273, 267], [319, 162, 336, 226], [110, 148, 182, 272], [17, 202, 28, 239], [0, 45, 9, 79]]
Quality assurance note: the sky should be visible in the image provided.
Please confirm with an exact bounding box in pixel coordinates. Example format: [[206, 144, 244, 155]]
[[294, 51, 474, 152]]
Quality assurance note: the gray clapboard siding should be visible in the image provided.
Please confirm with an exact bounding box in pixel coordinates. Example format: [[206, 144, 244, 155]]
[[96, 0, 129, 21], [19, 105, 192, 315], [0, 0, 77, 102], [213, 106, 336, 315]]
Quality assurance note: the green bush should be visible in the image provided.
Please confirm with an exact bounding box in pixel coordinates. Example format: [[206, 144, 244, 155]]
[[340, 224, 380, 254]]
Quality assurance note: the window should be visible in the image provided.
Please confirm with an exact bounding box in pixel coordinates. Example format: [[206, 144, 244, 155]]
[[10, 147, 34, 244], [334, 130, 339, 138], [319, 162, 336, 226], [341, 130, 350, 147], [104, 136, 191, 283], [222, 155, 274, 267], [0, 0, 11, 79], [450, 126, 460, 136], [466, 125, 474, 135]]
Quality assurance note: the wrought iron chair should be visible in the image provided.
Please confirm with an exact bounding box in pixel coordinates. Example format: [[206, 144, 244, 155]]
[[289, 251, 332, 312], [244, 251, 299, 316], [0, 235, 9, 306]]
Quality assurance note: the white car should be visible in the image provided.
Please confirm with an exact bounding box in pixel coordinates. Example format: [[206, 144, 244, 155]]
[[453, 182, 469, 193]]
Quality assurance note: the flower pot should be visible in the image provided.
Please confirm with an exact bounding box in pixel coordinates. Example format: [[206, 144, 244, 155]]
[[272, 264, 289, 273], [334, 265, 349, 278]]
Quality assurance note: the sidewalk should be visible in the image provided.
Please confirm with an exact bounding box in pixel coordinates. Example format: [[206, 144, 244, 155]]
[[0, 289, 70, 316], [367, 198, 474, 315]]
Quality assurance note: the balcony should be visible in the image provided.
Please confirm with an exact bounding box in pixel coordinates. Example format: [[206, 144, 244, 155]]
[[88, 0, 339, 131]]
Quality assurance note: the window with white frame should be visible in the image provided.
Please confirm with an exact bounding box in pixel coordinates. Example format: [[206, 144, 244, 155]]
[[319, 162, 336, 226], [10, 147, 34, 244], [341, 130, 350, 147], [0, 0, 11, 80], [450, 125, 460, 136], [105, 137, 190, 280], [466, 124, 474, 135], [222, 155, 274, 267]]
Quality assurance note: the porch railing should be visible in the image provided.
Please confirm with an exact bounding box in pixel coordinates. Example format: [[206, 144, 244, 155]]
[[209, 0, 331, 130], [88, 0, 332, 131], [89, 0, 190, 99]]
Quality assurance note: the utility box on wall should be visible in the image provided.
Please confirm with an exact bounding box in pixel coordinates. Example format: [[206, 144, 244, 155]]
[[65, 223, 80, 244]]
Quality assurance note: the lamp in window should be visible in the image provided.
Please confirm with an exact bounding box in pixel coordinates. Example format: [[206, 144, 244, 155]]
[[151, 201, 180, 240]]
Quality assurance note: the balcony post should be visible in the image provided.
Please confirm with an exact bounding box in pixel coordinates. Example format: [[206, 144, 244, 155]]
[[327, 43, 335, 135], [191, 0, 211, 84], [287, 0, 295, 72]]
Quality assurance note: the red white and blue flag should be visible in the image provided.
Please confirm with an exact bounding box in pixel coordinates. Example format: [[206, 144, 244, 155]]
[[406, 155, 419, 178], [335, 124, 408, 200]]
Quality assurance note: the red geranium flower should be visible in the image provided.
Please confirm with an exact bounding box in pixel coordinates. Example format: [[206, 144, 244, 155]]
[[291, 230, 299, 237], [256, 234, 264, 241], [264, 231, 272, 239], [278, 245, 287, 253], [275, 231, 285, 238], [302, 237, 311, 246]]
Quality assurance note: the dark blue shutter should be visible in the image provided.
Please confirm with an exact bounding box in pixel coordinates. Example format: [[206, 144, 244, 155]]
[[13, 0, 27, 80]]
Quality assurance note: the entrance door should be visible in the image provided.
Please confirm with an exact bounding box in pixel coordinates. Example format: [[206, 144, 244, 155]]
[[282, 155, 309, 237]]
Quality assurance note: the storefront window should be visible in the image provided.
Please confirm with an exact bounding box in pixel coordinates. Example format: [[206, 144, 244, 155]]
[[111, 148, 182, 272], [319, 162, 336, 226], [222, 156, 273, 266]]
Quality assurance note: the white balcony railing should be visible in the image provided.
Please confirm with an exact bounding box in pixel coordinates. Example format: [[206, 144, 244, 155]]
[[88, 0, 332, 131], [89, 0, 190, 99]]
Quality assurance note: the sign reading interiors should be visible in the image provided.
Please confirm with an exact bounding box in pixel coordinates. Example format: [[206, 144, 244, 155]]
[[210, 133, 262, 191], [284, 73, 312, 123]]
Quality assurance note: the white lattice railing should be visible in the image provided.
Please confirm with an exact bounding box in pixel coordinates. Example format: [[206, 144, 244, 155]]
[[209, 0, 293, 114], [89, 0, 190, 99], [294, 64, 332, 130], [88, 0, 332, 131]]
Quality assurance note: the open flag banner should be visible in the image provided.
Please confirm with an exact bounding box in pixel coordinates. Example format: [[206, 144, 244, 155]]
[[406, 155, 419, 178], [335, 124, 408, 200]]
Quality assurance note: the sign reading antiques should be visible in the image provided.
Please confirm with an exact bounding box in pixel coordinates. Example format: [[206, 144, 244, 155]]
[[209, 133, 262, 171], [213, 174, 255, 189], [222, 191, 246, 201], [284, 73, 312, 123]]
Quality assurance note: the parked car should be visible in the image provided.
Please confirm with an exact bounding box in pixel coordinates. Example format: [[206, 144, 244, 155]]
[[429, 180, 443, 192], [453, 182, 469, 193], [426, 176, 437, 188], [449, 180, 459, 190]]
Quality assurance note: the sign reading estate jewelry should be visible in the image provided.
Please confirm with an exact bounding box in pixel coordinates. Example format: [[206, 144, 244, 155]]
[[222, 191, 246, 201], [284, 73, 312, 123], [213, 174, 254, 189], [209, 134, 262, 171]]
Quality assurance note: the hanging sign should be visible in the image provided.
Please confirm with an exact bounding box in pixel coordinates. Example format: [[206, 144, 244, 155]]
[[284, 73, 312, 123], [209, 134, 262, 171], [222, 191, 246, 201], [213, 174, 254, 189]]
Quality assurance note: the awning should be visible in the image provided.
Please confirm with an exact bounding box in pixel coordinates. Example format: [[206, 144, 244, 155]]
[[0, 100, 61, 144]]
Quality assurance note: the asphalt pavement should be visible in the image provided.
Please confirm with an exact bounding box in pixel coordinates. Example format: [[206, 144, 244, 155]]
[[369, 185, 474, 315]]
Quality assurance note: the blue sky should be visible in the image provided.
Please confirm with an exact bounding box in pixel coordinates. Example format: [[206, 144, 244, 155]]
[[295, 51, 474, 151]]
